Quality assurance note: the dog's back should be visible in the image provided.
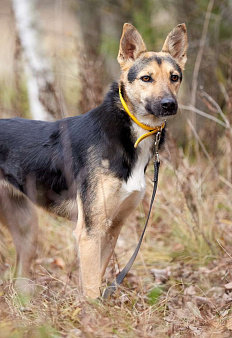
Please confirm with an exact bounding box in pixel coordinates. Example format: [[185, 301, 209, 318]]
[[0, 86, 135, 207], [0, 23, 187, 298]]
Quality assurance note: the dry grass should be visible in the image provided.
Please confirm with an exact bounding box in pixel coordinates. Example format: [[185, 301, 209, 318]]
[[0, 1, 231, 336], [1, 128, 232, 337]]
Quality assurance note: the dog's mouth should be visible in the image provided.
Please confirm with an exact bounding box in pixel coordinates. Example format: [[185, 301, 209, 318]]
[[145, 98, 178, 118]]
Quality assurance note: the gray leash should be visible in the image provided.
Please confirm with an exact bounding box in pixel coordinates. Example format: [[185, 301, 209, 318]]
[[102, 131, 162, 299]]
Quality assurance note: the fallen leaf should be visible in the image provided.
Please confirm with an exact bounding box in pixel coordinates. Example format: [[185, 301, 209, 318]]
[[209, 319, 224, 329], [53, 257, 65, 269], [220, 309, 230, 317], [150, 267, 171, 283], [67, 328, 82, 337], [71, 307, 81, 320], [195, 296, 214, 308], [189, 325, 202, 336], [226, 317, 232, 330], [224, 282, 232, 290], [173, 243, 184, 251], [184, 285, 196, 296], [186, 301, 202, 319], [198, 266, 211, 274], [220, 219, 232, 226]]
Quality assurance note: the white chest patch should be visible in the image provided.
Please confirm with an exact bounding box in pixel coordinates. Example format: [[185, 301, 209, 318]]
[[121, 126, 153, 200]]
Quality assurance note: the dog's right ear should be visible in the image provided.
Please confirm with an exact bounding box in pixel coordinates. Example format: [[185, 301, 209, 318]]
[[162, 24, 188, 69], [117, 23, 147, 69]]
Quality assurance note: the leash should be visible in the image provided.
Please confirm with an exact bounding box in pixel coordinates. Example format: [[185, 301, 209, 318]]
[[102, 131, 161, 299], [102, 88, 164, 299]]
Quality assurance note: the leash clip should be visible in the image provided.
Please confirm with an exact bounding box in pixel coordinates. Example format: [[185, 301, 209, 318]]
[[154, 131, 161, 163]]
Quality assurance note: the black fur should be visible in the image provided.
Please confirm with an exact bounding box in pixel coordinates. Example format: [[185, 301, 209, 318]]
[[145, 96, 178, 117], [128, 55, 182, 83], [0, 82, 166, 230], [0, 83, 166, 219], [154, 56, 162, 66], [164, 56, 182, 81]]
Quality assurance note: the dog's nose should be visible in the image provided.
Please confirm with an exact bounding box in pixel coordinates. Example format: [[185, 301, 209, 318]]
[[161, 98, 176, 112]]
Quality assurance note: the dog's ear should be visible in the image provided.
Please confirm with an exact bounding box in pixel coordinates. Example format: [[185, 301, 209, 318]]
[[162, 23, 188, 69], [118, 23, 147, 69]]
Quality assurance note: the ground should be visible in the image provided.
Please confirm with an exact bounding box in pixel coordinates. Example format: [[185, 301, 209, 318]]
[[0, 136, 232, 337]]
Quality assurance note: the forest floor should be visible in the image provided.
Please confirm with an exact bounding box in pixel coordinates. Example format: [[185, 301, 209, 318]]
[[1, 136, 232, 337]]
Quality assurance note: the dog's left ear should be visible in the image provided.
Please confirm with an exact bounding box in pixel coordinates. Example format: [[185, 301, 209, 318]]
[[162, 23, 188, 69], [118, 23, 147, 69]]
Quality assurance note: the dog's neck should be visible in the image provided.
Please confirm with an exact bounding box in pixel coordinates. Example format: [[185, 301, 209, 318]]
[[118, 85, 165, 148], [100, 81, 165, 157]]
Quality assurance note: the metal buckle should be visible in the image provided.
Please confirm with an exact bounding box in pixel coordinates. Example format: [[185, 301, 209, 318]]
[[154, 131, 161, 163]]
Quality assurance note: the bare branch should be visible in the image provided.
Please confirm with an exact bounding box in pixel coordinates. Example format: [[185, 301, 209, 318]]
[[190, 0, 215, 109], [179, 104, 231, 131], [199, 87, 231, 128]]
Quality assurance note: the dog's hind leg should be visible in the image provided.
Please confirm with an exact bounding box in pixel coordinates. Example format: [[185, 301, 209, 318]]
[[73, 195, 102, 298], [0, 180, 38, 292]]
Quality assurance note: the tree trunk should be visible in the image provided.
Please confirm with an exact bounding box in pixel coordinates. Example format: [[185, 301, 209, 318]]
[[76, 0, 104, 114], [12, 0, 63, 120]]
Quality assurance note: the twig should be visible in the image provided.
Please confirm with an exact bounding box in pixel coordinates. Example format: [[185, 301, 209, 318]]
[[186, 116, 232, 189], [190, 0, 215, 109], [219, 83, 231, 113], [187, 119, 212, 163], [199, 88, 231, 129], [218, 175, 232, 189], [180, 104, 229, 129], [217, 239, 232, 260]]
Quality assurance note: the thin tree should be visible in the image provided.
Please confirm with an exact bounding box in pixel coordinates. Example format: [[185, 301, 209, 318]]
[[12, 0, 63, 121]]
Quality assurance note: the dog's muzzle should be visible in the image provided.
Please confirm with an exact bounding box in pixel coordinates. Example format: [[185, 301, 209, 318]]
[[145, 97, 178, 117]]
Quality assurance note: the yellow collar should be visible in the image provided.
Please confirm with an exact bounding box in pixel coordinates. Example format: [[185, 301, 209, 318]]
[[119, 87, 165, 148]]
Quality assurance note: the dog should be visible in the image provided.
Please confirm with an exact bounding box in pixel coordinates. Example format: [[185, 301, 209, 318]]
[[0, 23, 187, 298]]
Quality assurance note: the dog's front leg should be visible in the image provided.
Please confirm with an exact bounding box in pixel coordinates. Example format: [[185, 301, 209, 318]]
[[74, 172, 122, 298], [100, 221, 123, 279], [78, 230, 101, 298], [73, 195, 102, 298]]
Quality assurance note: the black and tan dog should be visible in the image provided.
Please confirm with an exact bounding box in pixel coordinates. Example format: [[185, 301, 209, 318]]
[[0, 23, 187, 298]]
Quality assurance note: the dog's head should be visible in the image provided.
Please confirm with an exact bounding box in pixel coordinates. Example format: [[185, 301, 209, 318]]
[[118, 23, 187, 127]]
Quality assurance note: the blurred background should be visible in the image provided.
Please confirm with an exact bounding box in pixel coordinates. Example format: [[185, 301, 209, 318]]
[[0, 0, 231, 153], [1, 1, 232, 336]]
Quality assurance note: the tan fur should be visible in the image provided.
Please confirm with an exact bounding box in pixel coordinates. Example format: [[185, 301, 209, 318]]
[[74, 171, 122, 298], [1, 23, 187, 299], [0, 180, 38, 293], [52, 199, 78, 220], [162, 24, 188, 69], [73, 165, 145, 298], [92, 172, 121, 233], [75, 23, 187, 298], [119, 52, 186, 132], [117, 23, 147, 70]]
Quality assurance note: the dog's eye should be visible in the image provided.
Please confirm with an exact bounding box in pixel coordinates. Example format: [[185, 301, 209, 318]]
[[141, 75, 152, 82], [171, 74, 179, 82]]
